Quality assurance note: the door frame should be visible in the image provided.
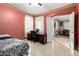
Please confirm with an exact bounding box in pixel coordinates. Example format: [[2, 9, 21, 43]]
[[50, 12, 75, 50], [69, 12, 75, 50]]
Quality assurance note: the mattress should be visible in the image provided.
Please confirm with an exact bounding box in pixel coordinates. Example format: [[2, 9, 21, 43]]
[[0, 38, 29, 56]]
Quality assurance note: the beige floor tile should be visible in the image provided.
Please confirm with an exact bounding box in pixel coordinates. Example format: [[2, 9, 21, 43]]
[[25, 38, 79, 56], [26, 40, 53, 56], [54, 37, 79, 56]]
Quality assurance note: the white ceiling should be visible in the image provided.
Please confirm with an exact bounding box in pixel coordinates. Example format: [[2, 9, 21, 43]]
[[8, 3, 71, 15]]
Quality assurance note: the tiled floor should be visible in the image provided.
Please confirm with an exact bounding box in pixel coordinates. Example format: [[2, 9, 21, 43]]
[[26, 38, 79, 56], [27, 40, 53, 56], [54, 39, 79, 56], [54, 36, 70, 47]]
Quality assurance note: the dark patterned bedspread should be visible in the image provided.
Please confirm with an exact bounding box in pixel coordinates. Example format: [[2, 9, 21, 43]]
[[0, 38, 29, 56]]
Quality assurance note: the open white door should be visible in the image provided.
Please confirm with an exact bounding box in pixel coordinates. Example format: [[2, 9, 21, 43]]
[[52, 17, 55, 41], [69, 12, 75, 49], [47, 17, 54, 43], [47, 17, 52, 43]]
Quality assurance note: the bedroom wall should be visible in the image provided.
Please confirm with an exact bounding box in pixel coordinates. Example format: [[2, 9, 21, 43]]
[[0, 4, 25, 39], [76, 4, 79, 49], [46, 6, 76, 16]]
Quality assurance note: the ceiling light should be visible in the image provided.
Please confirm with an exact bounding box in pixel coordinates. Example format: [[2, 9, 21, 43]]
[[29, 3, 42, 7]]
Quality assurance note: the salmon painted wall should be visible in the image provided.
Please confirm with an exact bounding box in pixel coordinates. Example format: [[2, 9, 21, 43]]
[[76, 4, 79, 49], [46, 6, 76, 16], [0, 4, 25, 39]]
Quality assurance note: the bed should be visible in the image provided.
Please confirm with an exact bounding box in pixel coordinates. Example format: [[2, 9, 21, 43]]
[[0, 34, 29, 56]]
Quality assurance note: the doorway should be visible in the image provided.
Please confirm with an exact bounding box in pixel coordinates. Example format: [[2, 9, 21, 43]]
[[47, 12, 75, 49], [53, 15, 71, 48]]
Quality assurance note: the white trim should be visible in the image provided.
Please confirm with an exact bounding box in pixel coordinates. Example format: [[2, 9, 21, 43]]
[[28, 49, 31, 56]]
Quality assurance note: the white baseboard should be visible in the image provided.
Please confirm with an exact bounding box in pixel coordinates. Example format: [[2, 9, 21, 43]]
[[28, 49, 31, 56]]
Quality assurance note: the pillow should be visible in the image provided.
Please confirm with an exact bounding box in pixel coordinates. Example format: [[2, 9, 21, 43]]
[[0, 34, 12, 39]]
